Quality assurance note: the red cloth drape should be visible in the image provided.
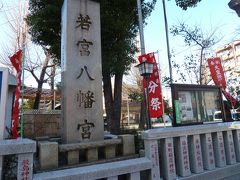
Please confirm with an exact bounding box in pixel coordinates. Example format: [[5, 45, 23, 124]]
[[10, 50, 23, 139], [208, 57, 238, 108]]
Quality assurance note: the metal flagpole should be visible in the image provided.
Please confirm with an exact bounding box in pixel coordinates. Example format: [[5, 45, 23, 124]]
[[20, 44, 26, 138], [20, 2, 27, 138], [156, 50, 166, 127]]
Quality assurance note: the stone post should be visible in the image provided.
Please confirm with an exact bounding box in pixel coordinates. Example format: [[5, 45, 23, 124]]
[[212, 132, 226, 167], [0, 139, 36, 180], [39, 141, 58, 170], [160, 137, 176, 180], [144, 139, 161, 180], [68, 150, 79, 165], [174, 136, 191, 177], [61, 0, 104, 143], [17, 153, 34, 180], [233, 130, 240, 162], [200, 133, 215, 170], [119, 134, 135, 155], [105, 145, 116, 159], [87, 148, 98, 162], [130, 172, 140, 179], [188, 135, 204, 173], [223, 131, 236, 165]]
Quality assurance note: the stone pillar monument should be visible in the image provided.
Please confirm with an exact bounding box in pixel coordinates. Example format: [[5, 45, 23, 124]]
[[61, 0, 104, 143]]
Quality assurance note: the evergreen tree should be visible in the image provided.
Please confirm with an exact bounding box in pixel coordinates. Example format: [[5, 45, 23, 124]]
[[27, 0, 202, 133]]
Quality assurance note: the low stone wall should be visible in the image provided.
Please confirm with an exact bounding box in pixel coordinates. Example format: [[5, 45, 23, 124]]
[[23, 110, 61, 139], [37, 134, 136, 171]]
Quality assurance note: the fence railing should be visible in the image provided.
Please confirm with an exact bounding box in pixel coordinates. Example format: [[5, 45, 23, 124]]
[[142, 122, 240, 180], [33, 157, 151, 180], [0, 138, 36, 180], [2, 122, 240, 180]]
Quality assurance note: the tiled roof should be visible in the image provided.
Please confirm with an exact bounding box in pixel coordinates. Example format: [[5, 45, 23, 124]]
[[23, 86, 60, 100]]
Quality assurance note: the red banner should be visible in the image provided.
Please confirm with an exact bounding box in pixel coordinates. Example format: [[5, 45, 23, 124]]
[[10, 50, 22, 139], [222, 90, 238, 108], [207, 57, 239, 108], [138, 52, 163, 118], [207, 57, 226, 89]]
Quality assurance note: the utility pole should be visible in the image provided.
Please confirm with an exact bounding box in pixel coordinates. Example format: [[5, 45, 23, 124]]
[[162, 0, 173, 83], [137, 0, 152, 129], [137, 0, 145, 55]]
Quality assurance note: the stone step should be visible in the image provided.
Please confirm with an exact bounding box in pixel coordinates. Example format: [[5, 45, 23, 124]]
[[34, 154, 140, 173]]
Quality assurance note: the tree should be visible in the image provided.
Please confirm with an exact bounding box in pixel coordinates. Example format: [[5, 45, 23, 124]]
[[0, 0, 57, 109], [123, 69, 146, 130], [26, 0, 204, 133], [27, 0, 63, 63], [174, 0, 202, 10], [26, 49, 56, 109], [170, 22, 221, 84], [27, 0, 156, 134], [100, 0, 157, 134], [26, 0, 61, 109]]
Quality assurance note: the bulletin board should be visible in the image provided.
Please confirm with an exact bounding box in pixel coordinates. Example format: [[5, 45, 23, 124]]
[[171, 84, 225, 127]]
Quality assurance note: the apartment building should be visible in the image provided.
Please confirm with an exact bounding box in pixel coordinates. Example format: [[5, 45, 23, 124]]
[[215, 40, 240, 77], [202, 40, 240, 85]]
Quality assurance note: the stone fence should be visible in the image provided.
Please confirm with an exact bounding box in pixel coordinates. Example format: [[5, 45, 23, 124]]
[[0, 138, 36, 180], [143, 122, 240, 180], [2, 122, 240, 180], [34, 134, 152, 180], [33, 157, 151, 180], [37, 134, 136, 171], [34, 122, 240, 180]]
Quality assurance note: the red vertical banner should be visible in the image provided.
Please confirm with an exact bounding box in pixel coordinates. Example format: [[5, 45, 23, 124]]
[[207, 57, 226, 89], [10, 50, 22, 139], [138, 52, 163, 118], [208, 57, 238, 107]]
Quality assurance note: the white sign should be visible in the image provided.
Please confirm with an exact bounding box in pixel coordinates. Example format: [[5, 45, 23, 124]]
[[0, 67, 9, 140]]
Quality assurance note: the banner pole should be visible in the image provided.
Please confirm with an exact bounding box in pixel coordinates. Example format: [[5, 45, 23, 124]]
[[20, 48, 25, 138], [20, 2, 27, 138]]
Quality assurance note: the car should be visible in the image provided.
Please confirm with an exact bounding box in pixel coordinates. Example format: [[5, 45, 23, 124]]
[[231, 109, 240, 121], [213, 111, 222, 121], [163, 115, 172, 123]]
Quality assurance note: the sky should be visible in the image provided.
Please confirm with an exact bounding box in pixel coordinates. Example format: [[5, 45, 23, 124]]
[[0, 0, 240, 89], [143, 0, 240, 80]]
